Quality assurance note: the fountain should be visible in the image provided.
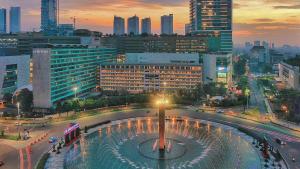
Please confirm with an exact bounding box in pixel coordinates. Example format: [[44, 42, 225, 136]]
[[64, 114, 273, 169]]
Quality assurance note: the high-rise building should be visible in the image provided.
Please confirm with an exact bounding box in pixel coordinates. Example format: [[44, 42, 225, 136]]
[[190, 0, 232, 53], [141, 17, 151, 34], [41, 0, 58, 35], [32, 45, 116, 108], [113, 16, 125, 35], [161, 14, 173, 35], [0, 8, 7, 33], [9, 7, 21, 33], [127, 15, 139, 35]]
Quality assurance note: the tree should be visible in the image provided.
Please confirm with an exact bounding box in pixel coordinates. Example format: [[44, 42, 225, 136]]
[[56, 102, 63, 117], [15, 89, 33, 112], [2, 93, 13, 103], [233, 58, 246, 77], [203, 82, 226, 97]]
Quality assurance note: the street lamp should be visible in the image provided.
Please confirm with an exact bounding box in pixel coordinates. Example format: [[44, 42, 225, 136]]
[[17, 102, 20, 139], [245, 88, 251, 109], [73, 87, 78, 99]]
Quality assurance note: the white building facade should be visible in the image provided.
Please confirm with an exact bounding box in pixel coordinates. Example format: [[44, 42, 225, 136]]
[[278, 62, 300, 91]]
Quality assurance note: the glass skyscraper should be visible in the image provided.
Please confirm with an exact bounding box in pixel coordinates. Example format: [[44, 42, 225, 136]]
[[9, 7, 21, 33], [0, 8, 6, 33], [190, 0, 232, 53], [41, 0, 58, 35]]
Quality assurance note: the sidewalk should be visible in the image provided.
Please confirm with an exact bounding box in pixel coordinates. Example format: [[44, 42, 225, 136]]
[[265, 98, 300, 132]]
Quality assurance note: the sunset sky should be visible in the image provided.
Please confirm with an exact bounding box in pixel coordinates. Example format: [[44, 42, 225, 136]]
[[1, 0, 300, 46]]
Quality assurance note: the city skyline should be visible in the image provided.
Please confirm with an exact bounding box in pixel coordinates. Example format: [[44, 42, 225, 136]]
[[0, 0, 299, 45]]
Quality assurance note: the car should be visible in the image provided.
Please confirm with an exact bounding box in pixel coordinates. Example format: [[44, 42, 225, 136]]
[[0, 161, 4, 167], [216, 109, 224, 113], [49, 136, 58, 144], [275, 138, 286, 145]]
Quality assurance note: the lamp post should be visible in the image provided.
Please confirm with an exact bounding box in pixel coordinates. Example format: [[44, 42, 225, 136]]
[[245, 88, 250, 110], [73, 87, 78, 99], [17, 102, 20, 139]]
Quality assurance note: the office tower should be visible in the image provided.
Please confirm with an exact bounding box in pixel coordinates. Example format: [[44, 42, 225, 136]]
[[127, 15, 139, 35], [190, 0, 232, 53], [185, 24, 191, 35], [10, 7, 21, 33], [161, 14, 173, 35], [113, 16, 125, 35], [41, 0, 58, 35], [0, 8, 7, 33], [141, 17, 151, 34]]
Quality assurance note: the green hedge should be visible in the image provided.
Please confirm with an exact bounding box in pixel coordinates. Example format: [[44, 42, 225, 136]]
[[36, 153, 50, 169]]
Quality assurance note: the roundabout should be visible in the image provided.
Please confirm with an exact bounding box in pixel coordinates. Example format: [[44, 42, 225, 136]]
[[64, 117, 265, 169]]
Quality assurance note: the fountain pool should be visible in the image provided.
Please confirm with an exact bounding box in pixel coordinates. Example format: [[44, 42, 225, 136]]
[[64, 117, 262, 169]]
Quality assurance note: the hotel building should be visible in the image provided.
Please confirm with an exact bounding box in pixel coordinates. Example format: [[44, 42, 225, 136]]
[[32, 45, 116, 109], [99, 53, 202, 93]]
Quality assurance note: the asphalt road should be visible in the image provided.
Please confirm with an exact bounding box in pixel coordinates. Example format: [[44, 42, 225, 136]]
[[248, 75, 268, 114], [1, 107, 300, 169]]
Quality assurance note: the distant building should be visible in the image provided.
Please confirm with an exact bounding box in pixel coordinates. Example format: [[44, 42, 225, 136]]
[[251, 45, 270, 64], [127, 15, 139, 35], [245, 42, 252, 48], [0, 54, 30, 98], [0, 8, 7, 33], [185, 24, 191, 35], [161, 14, 173, 35], [58, 24, 74, 36], [74, 29, 102, 47], [203, 54, 232, 86], [32, 45, 116, 109], [141, 17, 151, 34], [278, 58, 300, 91], [9, 7, 21, 33], [254, 41, 261, 46], [41, 0, 58, 35], [0, 33, 81, 55], [99, 53, 202, 93], [113, 16, 125, 35], [190, 0, 232, 53], [101, 35, 221, 54]]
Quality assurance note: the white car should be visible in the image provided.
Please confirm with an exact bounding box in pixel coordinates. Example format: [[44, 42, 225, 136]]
[[216, 109, 224, 113]]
